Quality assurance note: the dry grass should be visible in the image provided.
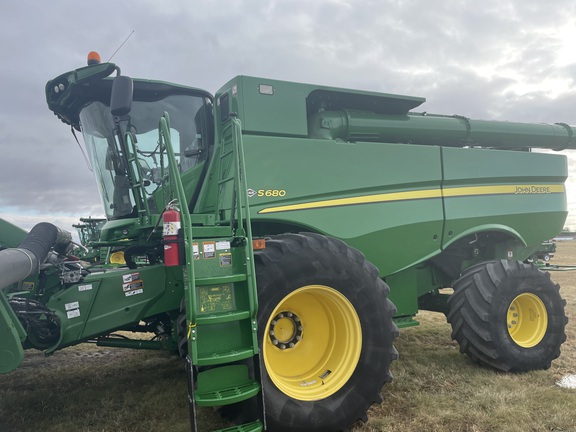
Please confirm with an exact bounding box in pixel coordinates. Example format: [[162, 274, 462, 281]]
[[353, 240, 576, 432], [2, 243, 576, 431]]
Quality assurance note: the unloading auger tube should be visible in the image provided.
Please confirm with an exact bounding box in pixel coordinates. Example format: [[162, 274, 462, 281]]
[[308, 109, 576, 150], [0, 222, 72, 291]]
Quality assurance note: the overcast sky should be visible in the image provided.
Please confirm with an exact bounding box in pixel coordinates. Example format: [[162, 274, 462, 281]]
[[2, 0, 576, 237]]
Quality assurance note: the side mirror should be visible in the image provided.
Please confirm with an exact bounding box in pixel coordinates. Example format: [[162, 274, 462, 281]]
[[110, 75, 133, 117]]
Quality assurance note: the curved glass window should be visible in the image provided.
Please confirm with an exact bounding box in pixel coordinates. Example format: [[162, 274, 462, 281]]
[[79, 94, 213, 219]]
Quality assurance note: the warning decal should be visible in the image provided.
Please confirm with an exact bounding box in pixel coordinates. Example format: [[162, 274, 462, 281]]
[[123, 279, 144, 297], [22, 282, 35, 291], [203, 242, 216, 259], [216, 240, 231, 250], [198, 284, 235, 313], [122, 272, 140, 283], [122, 273, 144, 297], [65, 301, 81, 319], [219, 253, 232, 267]]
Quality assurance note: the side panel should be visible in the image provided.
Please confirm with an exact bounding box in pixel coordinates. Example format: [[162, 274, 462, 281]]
[[0, 291, 25, 373], [217, 76, 424, 138], [441, 148, 568, 254], [0, 219, 27, 249], [245, 138, 569, 319], [245, 135, 445, 277], [48, 265, 177, 347]]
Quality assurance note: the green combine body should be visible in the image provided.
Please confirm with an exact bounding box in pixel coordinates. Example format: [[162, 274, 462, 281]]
[[0, 219, 27, 250], [0, 57, 570, 431]]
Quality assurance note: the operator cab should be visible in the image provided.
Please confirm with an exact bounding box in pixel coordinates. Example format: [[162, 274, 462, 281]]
[[46, 52, 214, 221], [80, 91, 214, 219]]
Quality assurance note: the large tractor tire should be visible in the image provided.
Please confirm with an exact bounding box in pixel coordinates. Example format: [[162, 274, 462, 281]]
[[250, 232, 398, 431], [447, 260, 567, 372]]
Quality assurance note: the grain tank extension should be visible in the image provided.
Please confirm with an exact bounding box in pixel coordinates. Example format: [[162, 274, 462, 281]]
[[0, 56, 570, 431]]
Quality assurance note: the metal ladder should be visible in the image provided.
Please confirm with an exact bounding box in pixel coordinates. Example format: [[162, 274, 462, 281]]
[[159, 113, 264, 432]]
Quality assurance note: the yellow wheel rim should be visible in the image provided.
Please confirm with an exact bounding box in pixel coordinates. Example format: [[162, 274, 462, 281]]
[[263, 285, 362, 401], [507, 293, 548, 348]]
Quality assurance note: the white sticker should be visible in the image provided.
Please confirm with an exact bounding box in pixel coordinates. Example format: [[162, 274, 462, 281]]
[[216, 241, 231, 250], [67, 309, 81, 319], [123, 280, 144, 292], [122, 273, 140, 283], [163, 221, 181, 236], [65, 301, 80, 311], [78, 284, 93, 292], [125, 288, 144, 297], [203, 242, 216, 259], [220, 253, 232, 266], [193, 243, 200, 260]]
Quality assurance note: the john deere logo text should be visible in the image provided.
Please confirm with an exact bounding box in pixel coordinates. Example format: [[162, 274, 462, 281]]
[[515, 186, 551, 194]]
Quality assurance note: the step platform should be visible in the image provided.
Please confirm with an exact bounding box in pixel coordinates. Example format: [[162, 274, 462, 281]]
[[195, 364, 260, 406]]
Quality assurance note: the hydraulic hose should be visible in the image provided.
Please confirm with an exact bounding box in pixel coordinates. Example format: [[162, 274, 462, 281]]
[[0, 222, 71, 290]]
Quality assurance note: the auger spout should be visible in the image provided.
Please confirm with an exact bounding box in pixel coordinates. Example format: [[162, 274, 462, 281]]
[[309, 109, 576, 150]]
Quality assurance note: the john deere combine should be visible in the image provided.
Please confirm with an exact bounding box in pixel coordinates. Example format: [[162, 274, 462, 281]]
[[0, 53, 570, 431]]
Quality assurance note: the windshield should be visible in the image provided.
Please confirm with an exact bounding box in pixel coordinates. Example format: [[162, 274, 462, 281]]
[[80, 94, 213, 219]]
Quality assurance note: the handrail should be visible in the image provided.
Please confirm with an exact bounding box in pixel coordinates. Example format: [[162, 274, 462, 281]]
[[124, 131, 151, 217], [158, 113, 198, 336], [230, 115, 259, 326], [157, 111, 258, 356]]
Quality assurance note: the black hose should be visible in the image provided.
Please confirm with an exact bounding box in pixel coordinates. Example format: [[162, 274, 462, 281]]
[[18, 223, 59, 265], [9, 297, 60, 348]]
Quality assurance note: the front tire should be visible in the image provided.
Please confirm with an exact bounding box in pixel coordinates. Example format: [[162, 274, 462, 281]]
[[447, 260, 567, 372], [255, 233, 398, 432]]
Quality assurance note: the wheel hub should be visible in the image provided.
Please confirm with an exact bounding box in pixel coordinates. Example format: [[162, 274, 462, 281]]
[[268, 311, 303, 350], [263, 285, 363, 401], [507, 292, 548, 348]]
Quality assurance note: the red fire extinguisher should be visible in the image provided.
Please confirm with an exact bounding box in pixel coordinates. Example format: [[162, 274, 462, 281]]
[[163, 205, 181, 266]]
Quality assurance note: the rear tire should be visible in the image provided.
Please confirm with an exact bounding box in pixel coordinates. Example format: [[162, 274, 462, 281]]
[[252, 233, 398, 431], [447, 260, 567, 372]]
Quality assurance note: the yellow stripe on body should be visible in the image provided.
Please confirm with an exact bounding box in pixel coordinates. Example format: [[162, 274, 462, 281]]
[[258, 189, 443, 214], [257, 184, 565, 214]]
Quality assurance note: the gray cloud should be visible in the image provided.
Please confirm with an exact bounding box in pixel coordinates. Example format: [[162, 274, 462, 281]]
[[2, 0, 576, 231]]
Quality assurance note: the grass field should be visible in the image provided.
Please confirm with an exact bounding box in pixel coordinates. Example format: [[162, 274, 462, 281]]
[[1, 243, 576, 432]]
